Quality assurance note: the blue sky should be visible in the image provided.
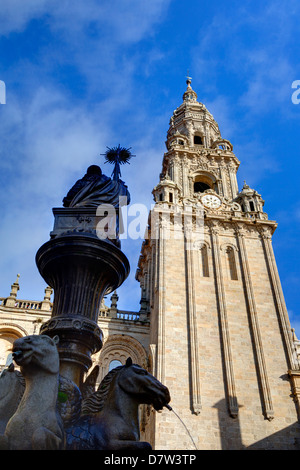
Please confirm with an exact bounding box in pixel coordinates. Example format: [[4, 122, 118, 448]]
[[0, 0, 300, 335]]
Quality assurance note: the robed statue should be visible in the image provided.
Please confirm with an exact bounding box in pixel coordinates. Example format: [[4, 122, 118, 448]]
[[62, 165, 130, 209]]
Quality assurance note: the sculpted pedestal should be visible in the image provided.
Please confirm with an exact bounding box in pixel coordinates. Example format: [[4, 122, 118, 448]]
[[36, 208, 129, 387]]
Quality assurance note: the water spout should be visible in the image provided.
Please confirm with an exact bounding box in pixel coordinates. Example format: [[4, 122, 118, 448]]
[[164, 404, 198, 450]]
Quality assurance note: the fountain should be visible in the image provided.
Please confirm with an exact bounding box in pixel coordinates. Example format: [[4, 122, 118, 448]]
[[36, 160, 131, 387], [0, 148, 171, 450]]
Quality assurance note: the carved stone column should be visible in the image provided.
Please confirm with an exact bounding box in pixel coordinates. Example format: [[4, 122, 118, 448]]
[[228, 165, 239, 198], [36, 209, 129, 387], [182, 154, 189, 198], [219, 164, 228, 198], [172, 153, 180, 187]]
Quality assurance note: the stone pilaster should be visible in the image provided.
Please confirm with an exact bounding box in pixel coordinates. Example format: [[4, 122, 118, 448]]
[[235, 225, 274, 421], [156, 221, 166, 384], [185, 225, 202, 415], [209, 221, 239, 418], [259, 226, 299, 370]]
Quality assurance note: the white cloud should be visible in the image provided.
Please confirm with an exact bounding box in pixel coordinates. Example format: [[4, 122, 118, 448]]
[[0, 85, 111, 299], [0, 71, 167, 309], [1, 86, 109, 202], [0, 0, 171, 43], [0, 0, 49, 35], [238, 54, 294, 114], [191, 1, 299, 116]]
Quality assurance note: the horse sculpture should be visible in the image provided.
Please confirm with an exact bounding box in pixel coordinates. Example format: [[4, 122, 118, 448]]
[[0, 335, 171, 450], [0, 335, 65, 450], [0, 353, 93, 433], [0, 364, 25, 434], [65, 357, 171, 450]]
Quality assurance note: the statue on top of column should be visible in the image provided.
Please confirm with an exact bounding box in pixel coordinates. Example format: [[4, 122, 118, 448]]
[[62, 146, 134, 209], [62, 165, 130, 209]]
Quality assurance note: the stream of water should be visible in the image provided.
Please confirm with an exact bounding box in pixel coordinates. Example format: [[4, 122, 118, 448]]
[[166, 405, 198, 450]]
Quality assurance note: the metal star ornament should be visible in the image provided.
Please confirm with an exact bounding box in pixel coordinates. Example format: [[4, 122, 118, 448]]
[[101, 145, 135, 181]]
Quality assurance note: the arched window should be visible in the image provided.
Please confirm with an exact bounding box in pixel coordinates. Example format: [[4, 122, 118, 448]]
[[226, 247, 238, 280], [194, 181, 211, 193], [108, 359, 122, 371], [193, 174, 214, 194], [0, 331, 22, 369], [194, 135, 203, 145], [200, 245, 209, 277], [97, 334, 148, 382]]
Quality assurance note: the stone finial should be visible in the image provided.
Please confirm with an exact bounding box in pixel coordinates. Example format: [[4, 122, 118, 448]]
[[5, 274, 20, 307], [10, 274, 20, 298], [44, 286, 53, 302], [109, 291, 119, 317], [183, 75, 197, 102], [186, 73, 192, 87], [41, 286, 53, 311], [110, 291, 119, 309]]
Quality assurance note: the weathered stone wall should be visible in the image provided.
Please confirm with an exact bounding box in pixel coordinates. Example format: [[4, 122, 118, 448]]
[[145, 222, 300, 450]]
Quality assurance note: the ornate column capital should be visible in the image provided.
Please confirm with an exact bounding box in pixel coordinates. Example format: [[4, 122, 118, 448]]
[[207, 219, 221, 236], [258, 225, 272, 240]]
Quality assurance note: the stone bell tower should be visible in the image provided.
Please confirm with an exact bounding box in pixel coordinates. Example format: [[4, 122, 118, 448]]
[[136, 78, 300, 450]]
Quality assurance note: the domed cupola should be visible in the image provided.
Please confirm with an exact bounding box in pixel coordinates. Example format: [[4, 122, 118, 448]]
[[166, 77, 222, 151], [160, 77, 239, 203], [235, 181, 267, 219]]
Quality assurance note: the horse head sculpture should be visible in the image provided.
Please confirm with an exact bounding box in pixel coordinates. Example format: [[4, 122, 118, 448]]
[[0, 338, 171, 451], [66, 358, 171, 450], [116, 357, 170, 411], [0, 335, 64, 450]]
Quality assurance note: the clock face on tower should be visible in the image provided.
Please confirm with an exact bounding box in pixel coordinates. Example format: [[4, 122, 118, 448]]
[[201, 194, 222, 210]]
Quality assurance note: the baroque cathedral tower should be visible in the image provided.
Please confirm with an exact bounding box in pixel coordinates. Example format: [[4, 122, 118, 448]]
[[1, 78, 300, 450], [136, 78, 300, 449]]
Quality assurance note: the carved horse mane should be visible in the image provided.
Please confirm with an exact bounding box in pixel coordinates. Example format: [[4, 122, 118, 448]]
[[65, 358, 171, 450], [0, 366, 25, 434], [81, 364, 124, 415]]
